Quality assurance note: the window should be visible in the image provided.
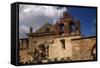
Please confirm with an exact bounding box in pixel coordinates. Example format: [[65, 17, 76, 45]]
[[70, 24, 76, 32], [60, 39, 65, 49], [59, 24, 64, 32]]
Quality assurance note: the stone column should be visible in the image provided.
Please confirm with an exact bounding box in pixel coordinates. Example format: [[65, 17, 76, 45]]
[[19, 40, 23, 49], [28, 27, 35, 53], [45, 45, 48, 59], [28, 37, 33, 52]]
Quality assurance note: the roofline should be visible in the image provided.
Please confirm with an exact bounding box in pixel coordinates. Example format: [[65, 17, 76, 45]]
[[71, 36, 96, 41], [19, 38, 28, 40], [34, 23, 53, 34]]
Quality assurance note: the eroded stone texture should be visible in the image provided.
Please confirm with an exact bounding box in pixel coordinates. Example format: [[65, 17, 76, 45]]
[[72, 37, 96, 61], [19, 11, 96, 64]]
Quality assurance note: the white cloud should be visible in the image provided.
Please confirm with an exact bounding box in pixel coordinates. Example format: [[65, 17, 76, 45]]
[[19, 25, 29, 33], [19, 4, 67, 38]]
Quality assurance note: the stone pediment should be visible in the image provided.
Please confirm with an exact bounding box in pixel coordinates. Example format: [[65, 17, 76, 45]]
[[34, 23, 54, 34]]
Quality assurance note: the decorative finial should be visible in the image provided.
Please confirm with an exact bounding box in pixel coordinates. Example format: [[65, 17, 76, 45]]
[[30, 27, 33, 33], [63, 11, 70, 18], [63, 11, 67, 17]]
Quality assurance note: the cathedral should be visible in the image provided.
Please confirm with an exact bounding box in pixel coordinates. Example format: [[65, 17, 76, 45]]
[[19, 11, 96, 64]]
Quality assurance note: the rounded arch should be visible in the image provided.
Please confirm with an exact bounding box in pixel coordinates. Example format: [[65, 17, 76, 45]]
[[38, 44, 46, 52], [91, 42, 96, 60]]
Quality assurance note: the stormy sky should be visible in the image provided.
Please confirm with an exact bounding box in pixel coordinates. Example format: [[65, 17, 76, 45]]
[[19, 4, 96, 38]]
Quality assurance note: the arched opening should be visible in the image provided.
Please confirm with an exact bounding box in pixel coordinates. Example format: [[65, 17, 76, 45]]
[[91, 43, 96, 60], [69, 23, 76, 33], [34, 44, 46, 62], [59, 23, 64, 35]]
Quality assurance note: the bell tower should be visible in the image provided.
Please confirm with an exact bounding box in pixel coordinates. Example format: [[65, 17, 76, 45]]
[[54, 11, 81, 36]]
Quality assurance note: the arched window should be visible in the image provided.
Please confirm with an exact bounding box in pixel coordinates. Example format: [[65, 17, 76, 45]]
[[70, 25, 76, 32], [91, 43, 96, 60], [68, 22, 76, 33], [59, 23, 64, 34]]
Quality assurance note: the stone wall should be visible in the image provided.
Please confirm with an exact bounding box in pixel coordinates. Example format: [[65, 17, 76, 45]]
[[48, 35, 81, 61], [72, 37, 96, 61], [19, 35, 96, 63]]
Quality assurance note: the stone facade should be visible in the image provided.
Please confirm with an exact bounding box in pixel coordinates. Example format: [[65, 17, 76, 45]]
[[19, 11, 96, 64], [71, 37, 96, 61]]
